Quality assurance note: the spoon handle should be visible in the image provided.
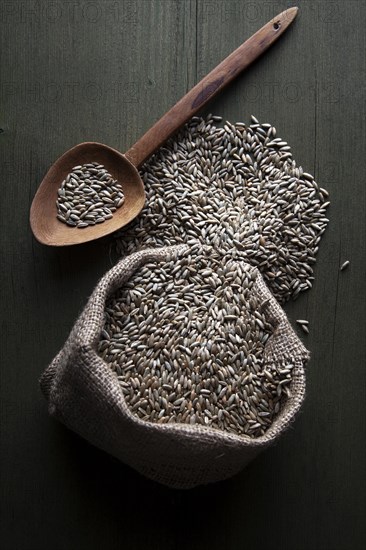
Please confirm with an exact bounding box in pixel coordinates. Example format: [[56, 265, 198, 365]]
[[124, 7, 298, 168]]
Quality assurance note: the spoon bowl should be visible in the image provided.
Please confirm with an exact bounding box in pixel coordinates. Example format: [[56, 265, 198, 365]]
[[29, 8, 298, 246], [30, 142, 145, 246]]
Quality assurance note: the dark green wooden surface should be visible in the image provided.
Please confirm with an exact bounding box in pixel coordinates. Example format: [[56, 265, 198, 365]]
[[1, 1, 365, 549]]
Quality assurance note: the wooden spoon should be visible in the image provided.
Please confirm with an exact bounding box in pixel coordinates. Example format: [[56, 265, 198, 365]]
[[30, 7, 298, 247]]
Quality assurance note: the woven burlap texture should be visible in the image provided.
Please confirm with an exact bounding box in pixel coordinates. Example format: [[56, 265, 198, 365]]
[[40, 244, 309, 489]]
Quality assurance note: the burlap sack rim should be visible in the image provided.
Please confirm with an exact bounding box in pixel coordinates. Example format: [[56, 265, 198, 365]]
[[40, 243, 309, 449]]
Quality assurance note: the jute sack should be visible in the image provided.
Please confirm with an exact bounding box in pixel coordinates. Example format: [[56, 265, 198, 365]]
[[40, 244, 309, 489]]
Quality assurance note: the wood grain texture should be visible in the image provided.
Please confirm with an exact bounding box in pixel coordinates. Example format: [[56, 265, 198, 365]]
[[124, 7, 298, 167], [0, 1, 365, 549]]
